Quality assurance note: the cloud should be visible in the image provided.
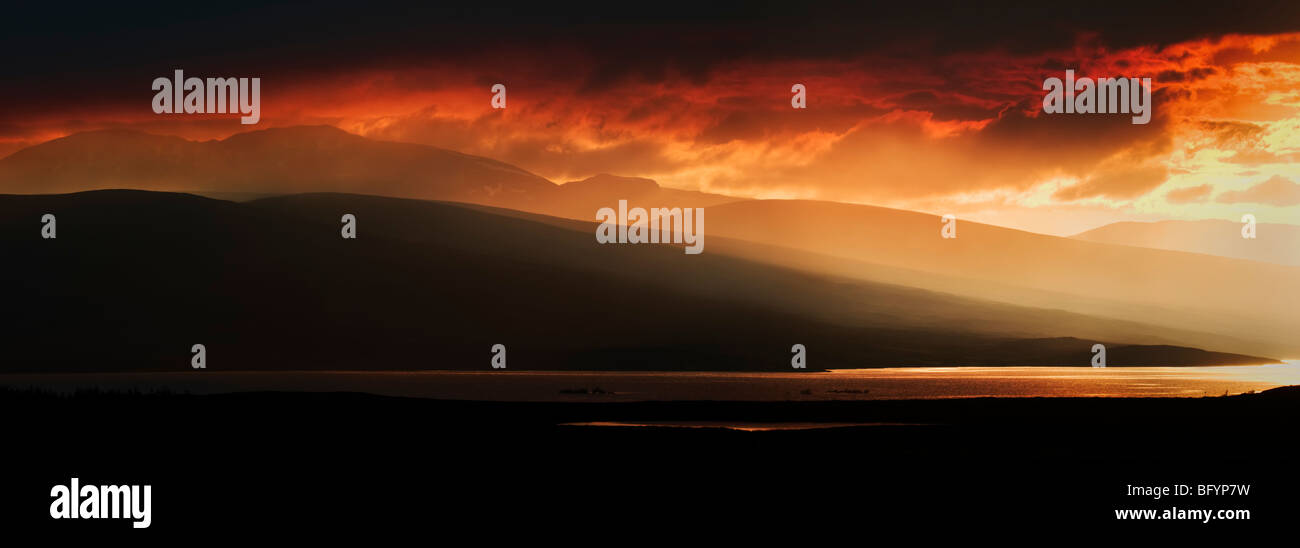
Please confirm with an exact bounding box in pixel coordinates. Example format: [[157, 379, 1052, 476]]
[[1165, 184, 1213, 203], [1225, 150, 1299, 165], [1, 7, 1298, 235], [1216, 175, 1300, 206], [1156, 67, 1218, 83], [1054, 165, 1171, 201], [1199, 120, 1266, 148]]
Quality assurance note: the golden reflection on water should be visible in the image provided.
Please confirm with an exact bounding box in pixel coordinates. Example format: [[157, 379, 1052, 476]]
[[0, 361, 1297, 401], [561, 421, 928, 431]]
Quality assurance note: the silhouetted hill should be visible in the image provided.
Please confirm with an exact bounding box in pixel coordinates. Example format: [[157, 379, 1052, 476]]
[[12, 128, 1290, 358], [0, 190, 1275, 373]]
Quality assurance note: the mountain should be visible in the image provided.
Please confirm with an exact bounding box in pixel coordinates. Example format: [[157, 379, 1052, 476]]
[[1, 127, 1294, 358], [699, 200, 1300, 357], [0, 190, 1272, 373], [1071, 219, 1300, 267], [539, 173, 740, 219], [0, 126, 556, 210], [0, 127, 738, 219]]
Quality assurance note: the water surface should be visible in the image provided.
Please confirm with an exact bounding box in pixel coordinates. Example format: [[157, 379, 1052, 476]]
[[2, 361, 1297, 401]]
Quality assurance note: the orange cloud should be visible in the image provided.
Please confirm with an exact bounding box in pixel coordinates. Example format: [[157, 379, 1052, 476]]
[[1217, 175, 1300, 206], [1166, 184, 1213, 204], [4, 29, 1300, 234]]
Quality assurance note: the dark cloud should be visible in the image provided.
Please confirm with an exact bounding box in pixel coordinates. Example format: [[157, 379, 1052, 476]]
[[1156, 67, 1218, 83], [892, 91, 1003, 122], [3, 0, 1297, 208], [1212, 35, 1300, 65], [3, 0, 1300, 123]]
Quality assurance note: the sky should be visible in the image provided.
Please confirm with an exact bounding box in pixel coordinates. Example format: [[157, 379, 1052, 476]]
[[2, 1, 1299, 235]]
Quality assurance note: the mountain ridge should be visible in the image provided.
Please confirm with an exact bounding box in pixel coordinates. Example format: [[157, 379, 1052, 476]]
[[1071, 218, 1300, 267], [0, 126, 738, 217], [3, 126, 1295, 358], [0, 189, 1276, 372]]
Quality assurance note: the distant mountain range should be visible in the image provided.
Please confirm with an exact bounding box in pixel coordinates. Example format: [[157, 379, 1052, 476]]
[[699, 200, 1300, 358], [0, 125, 1294, 369], [0, 190, 1275, 372], [1071, 219, 1300, 267], [0, 126, 734, 216]]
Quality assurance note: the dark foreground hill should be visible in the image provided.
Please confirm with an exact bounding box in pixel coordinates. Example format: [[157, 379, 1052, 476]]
[[0, 190, 1275, 372]]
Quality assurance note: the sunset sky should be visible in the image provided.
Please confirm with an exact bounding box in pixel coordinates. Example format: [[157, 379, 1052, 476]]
[[3, 1, 1299, 235]]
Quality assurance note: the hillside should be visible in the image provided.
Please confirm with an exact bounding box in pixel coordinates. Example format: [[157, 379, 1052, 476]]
[[0, 190, 1274, 372], [700, 199, 1300, 357], [2, 127, 1294, 359]]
